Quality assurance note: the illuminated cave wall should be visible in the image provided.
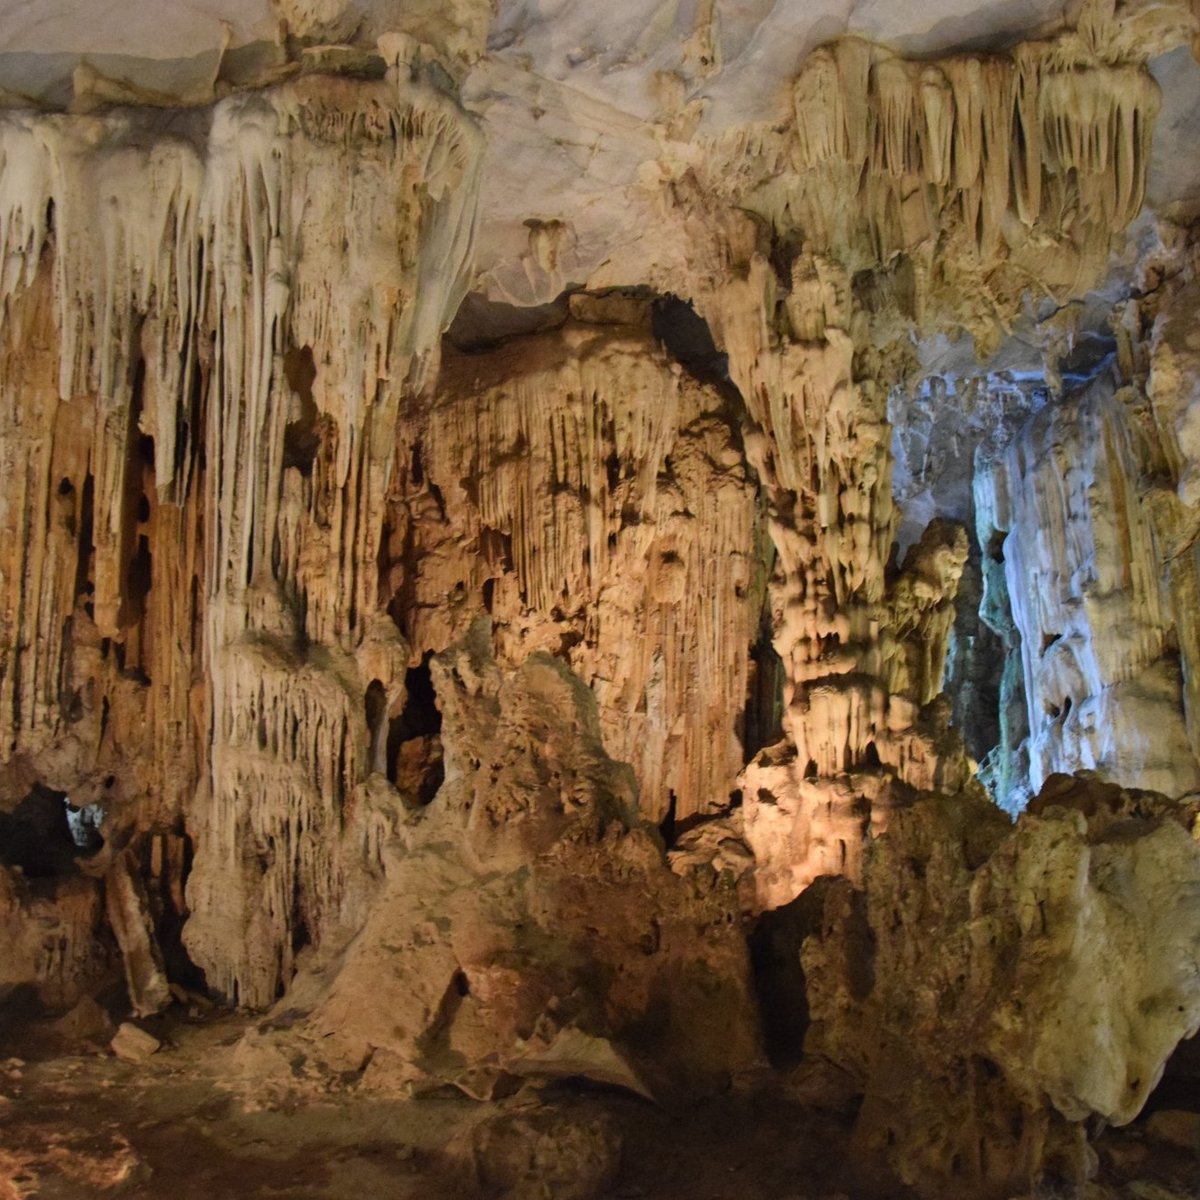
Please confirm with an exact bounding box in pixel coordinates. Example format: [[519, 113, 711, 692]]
[[1, 2, 1200, 1194]]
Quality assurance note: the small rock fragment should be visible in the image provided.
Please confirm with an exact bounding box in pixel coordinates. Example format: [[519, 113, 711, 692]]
[[110, 1023, 161, 1063]]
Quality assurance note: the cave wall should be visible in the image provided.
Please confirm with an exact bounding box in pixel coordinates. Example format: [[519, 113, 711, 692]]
[[978, 253, 1200, 803], [0, 69, 482, 1009], [1, 2, 1200, 1195], [384, 316, 765, 827]]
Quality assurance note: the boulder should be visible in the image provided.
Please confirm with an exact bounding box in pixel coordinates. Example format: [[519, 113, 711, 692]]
[[110, 1023, 161, 1063], [451, 1104, 621, 1200]]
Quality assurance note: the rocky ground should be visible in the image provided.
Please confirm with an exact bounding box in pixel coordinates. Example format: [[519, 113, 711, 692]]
[[1, 1006, 1196, 1200]]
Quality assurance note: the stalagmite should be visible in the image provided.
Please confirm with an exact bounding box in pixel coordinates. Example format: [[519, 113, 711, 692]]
[[104, 849, 170, 1018]]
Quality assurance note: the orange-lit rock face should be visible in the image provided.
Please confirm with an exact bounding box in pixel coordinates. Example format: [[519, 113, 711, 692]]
[[383, 322, 763, 827]]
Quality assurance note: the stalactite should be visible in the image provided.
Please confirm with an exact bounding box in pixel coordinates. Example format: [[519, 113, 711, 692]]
[[785, 38, 1159, 271], [0, 69, 483, 1008]]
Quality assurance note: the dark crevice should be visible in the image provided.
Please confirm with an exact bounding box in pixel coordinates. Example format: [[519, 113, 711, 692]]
[[118, 351, 151, 631], [364, 678, 387, 774], [1137, 1035, 1200, 1116], [124, 535, 153, 625], [291, 879, 311, 958], [282, 346, 322, 476], [73, 472, 95, 611], [445, 291, 571, 352], [749, 884, 847, 1069], [658, 791, 678, 848], [387, 653, 445, 804], [651, 294, 730, 386], [943, 521, 1005, 770], [0, 785, 85, 886], [136, 829, 207, 994], [745, 618, 785, 762]]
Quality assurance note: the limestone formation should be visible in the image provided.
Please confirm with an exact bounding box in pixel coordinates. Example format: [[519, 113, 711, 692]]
[[0, 863, 106, 1009], [235, 632, 759, 1102], [1, 2, 1200, 1197], [802, 774, 1200, 1196], [386, 320, 764, 826]]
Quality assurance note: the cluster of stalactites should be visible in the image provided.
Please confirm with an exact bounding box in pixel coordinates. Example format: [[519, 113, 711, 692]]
[[0, 75, 478, 506], [402, 327, 762, 823], [0, 71, 484, 1009], [789, 37, 1158, 274], [184, 641, 363, 1008]]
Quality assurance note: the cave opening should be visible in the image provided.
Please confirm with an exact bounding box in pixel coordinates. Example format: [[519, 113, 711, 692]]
[[747, 884, 842, 1069], [0, 785, 99, 885], [889, 361, 1049, 812], [744, 620, 785, 762], [282, 346, 322, 475], [386, 653, 445, 804], [136, 829, 208, 996], [650, 294, 731, 386]]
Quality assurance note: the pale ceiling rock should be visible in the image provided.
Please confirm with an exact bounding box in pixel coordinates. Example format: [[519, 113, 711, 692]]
[[0, 0, 1195, 308], [0, 1, 269, 107]]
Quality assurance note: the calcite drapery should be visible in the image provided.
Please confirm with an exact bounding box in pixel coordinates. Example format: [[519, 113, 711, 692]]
[[977, 234, 1200, 803], [979, 377, 1200, 798], [0, 69, 482, 1009], [383, 317, 764, 825], [672, 11, 1178, 910]]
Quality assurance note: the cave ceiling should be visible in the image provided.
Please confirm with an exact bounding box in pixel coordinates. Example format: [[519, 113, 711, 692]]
[[6, 0, 1200, 313]]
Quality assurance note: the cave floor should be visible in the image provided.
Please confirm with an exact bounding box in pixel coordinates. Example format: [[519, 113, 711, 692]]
[[0, 1011, 857, 1200], [0, 1011, 1195, 1200]]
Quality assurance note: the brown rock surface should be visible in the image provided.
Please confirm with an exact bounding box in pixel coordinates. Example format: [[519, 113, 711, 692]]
[[449, 1104, 621, 1200], [802, 775, 1200, 1196], [237, 631, 760, 1100]]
